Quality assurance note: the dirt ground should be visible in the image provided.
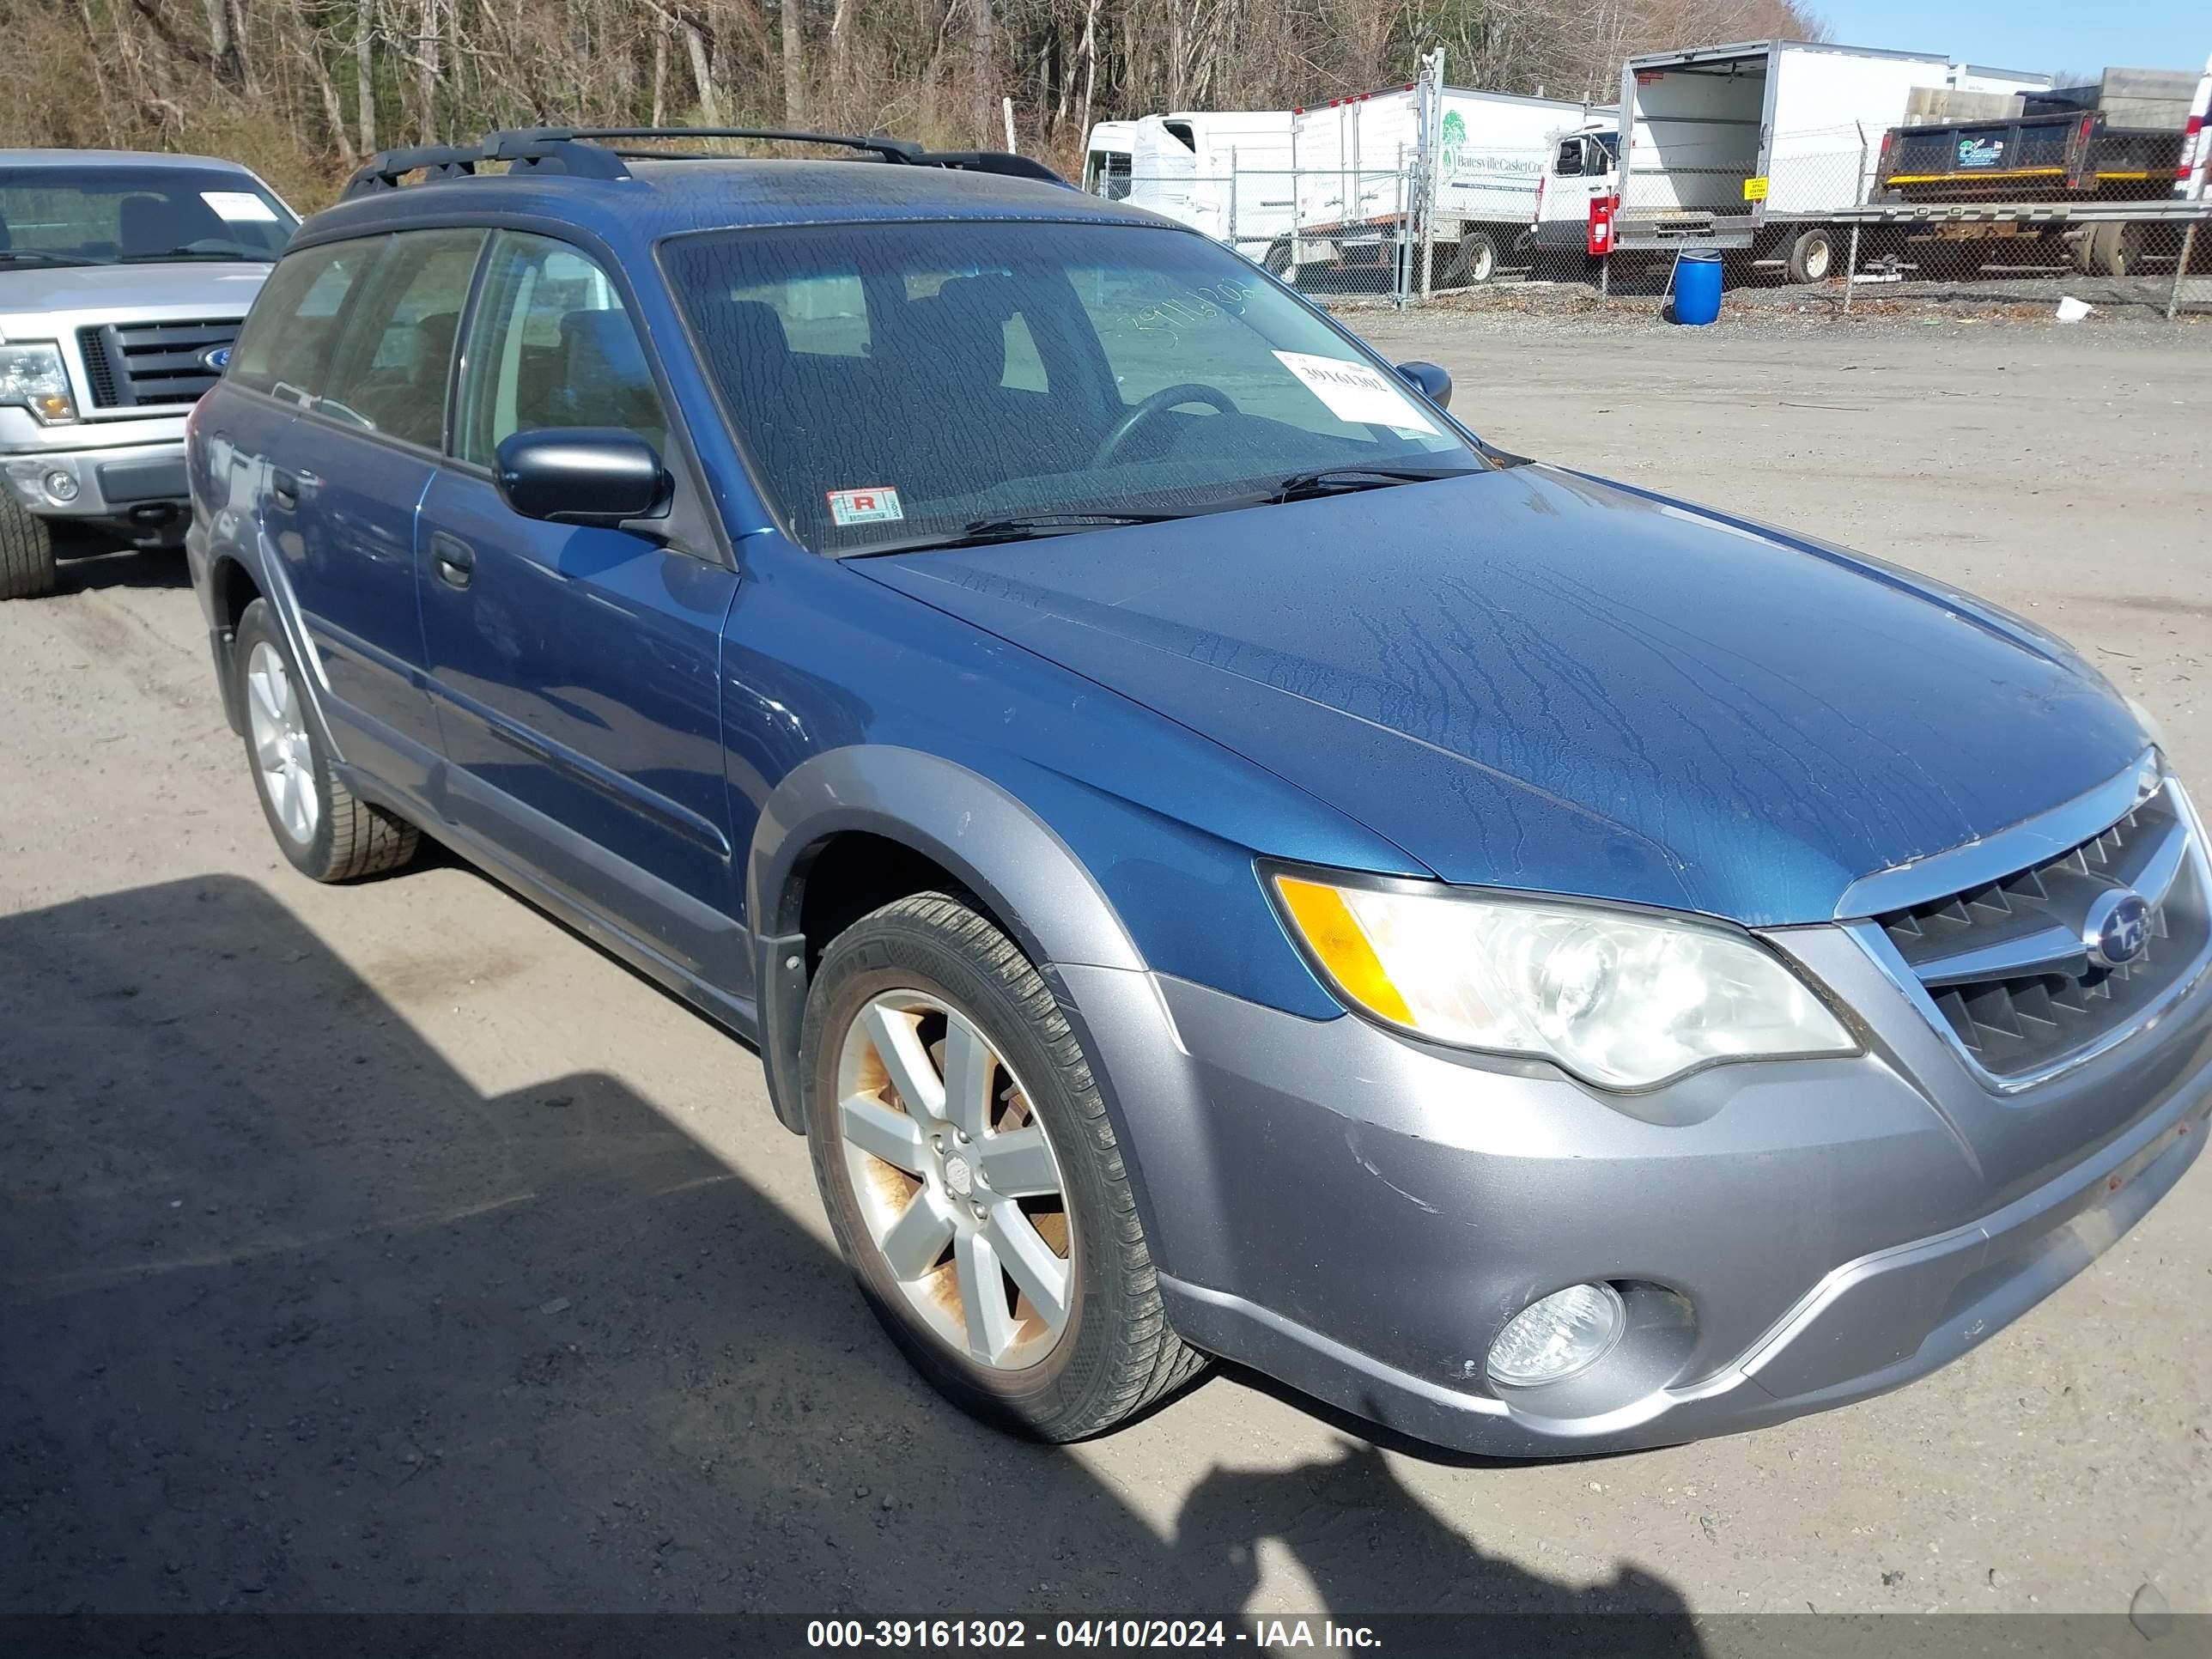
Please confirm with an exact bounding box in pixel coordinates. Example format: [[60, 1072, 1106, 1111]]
[[4, 312, 2210, 1634]]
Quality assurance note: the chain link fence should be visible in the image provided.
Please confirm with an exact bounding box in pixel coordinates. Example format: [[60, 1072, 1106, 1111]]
[[1104, 131, 2212, 319]]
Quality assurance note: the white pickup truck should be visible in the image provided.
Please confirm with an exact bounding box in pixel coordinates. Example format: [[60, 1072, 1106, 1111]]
[[1, 149, 295, 599]]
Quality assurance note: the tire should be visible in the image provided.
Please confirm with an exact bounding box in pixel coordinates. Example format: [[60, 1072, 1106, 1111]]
[[2088, 222, 2144, 278], [0, 497, 57, 601], [1447, 232, 1499, 286], [1261, 239, 1292, 277], [802, 890, 1206, 1441], [1784, 227, 1835, 285], [232, 598, 418, 883]]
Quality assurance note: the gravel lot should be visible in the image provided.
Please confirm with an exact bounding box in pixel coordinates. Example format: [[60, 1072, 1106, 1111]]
[[3, 312, 2209, 1633]]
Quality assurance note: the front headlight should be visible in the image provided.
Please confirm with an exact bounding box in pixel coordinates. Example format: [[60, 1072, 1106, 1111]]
[[0, 342, 77, 424], [1272, 872, 1856, 1090]]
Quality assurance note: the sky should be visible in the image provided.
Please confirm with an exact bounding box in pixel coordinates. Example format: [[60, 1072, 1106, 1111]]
[[1814, 0, 2208, 79]]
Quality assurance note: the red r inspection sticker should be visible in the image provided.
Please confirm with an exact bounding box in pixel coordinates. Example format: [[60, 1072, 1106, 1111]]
[[827, 486, 904, 526]]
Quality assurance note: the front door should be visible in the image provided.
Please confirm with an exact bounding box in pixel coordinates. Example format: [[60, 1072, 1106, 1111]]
[[416, 230, 742, 983]]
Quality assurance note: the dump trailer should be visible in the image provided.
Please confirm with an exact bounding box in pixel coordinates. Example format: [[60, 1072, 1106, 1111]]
[[1869, 71, 2196, 276], [1612, 39, 2049, 281], [1267, 52, 1608, 286]]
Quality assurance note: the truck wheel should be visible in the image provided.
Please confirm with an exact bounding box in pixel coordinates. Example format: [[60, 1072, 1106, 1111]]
[[1261, 240, 1292, 277], [803, 890, 1206, 1442], [1785, 228, 1836, 284], [2088, 222, 2145, 278], [0, 497, 57, 601], [1448, 233, 1499, 286], [233, 598, 419, 882]]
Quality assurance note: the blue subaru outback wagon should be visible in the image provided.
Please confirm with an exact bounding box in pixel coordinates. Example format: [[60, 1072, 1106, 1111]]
[[185, 127, 2209, 1454]]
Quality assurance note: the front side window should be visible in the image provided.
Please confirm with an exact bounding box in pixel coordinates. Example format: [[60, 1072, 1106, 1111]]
[[662, 219, 1480, 554], [314, 228, 485, 448], [228, 237, 380, 403], [1554, 140, 1583, 178], [455, 232, 668, 469], [0, 165, 296, 266]]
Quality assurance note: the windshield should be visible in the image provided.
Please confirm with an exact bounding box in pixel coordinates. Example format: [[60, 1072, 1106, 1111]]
[[0, 166, 296, 266], [661, 219, 1482, 554]]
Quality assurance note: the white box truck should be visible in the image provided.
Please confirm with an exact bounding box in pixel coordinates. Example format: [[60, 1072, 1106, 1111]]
[[1080, 111, 1297, 256], [1608, 40, 2050, 281], [1267, 56, 1608, 286]]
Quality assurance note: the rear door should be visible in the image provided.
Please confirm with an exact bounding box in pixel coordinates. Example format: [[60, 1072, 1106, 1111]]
[[261, 228, 484, 790], [416, 229, 742, 981]]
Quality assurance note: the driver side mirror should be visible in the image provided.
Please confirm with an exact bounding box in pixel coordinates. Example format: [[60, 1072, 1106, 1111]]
[[1395, 361, 1452, 410], [495, 428, 669, 528]]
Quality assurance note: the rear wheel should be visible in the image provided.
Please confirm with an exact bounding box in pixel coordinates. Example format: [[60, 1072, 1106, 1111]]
[[803, 891, 1206, 1441], [233, 598, 419, 882], [1447, 232, 1499, 286], [0, 498, 56, 601], [2088, 222, 2145, 278], [1784, 227, 1836, 285]]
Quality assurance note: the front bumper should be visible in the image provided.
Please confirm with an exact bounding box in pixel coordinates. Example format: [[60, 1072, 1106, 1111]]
[[4, 437, 188, 522], [1061, 921, 2212, 1457]]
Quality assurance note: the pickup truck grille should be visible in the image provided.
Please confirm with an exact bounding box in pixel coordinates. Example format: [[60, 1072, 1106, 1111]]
[[76, 319, 240, 410], [1875, 782, 2206, 1079]]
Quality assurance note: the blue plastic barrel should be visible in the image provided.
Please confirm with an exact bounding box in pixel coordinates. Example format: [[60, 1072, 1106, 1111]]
[[1671, 250, 1723, 325]]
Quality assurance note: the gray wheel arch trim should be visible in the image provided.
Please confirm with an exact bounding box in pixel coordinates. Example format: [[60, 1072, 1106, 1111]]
[[746, 746, 1154, 1130], [746, 746, 1147, 976]]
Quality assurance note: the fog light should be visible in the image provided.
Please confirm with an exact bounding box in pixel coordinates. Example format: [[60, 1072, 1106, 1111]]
[[42, 469, 77, 503], [1487, 1282, 1626, 1388]]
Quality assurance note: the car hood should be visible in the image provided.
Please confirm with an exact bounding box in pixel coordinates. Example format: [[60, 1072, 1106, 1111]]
[[0, 261, 269, 324], [858, 465, 2146, 926]]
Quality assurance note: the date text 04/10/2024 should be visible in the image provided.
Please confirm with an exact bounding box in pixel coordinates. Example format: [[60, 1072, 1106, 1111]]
[[803, 1619, 1382, 1649]]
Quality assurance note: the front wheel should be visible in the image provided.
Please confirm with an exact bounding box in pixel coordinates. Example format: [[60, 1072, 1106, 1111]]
[[802, 891, 1206, 1440], [0, 498, 57, 600]]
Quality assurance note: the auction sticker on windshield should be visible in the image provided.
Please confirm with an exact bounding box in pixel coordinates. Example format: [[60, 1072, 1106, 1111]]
[[1272, 350, 1439, 435], [201, 191, 280, 222], [827, 486, 905, 527]]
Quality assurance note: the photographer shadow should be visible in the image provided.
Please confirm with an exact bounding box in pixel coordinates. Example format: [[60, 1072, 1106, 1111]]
[[0, 874, 1702, 1655]]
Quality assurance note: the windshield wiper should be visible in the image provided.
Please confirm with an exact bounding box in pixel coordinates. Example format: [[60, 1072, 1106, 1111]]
[[1268, 464, 1474, 503], [843, 511, 1192, 557], [0, 251, 100, 267], [119, 248, 263, 263]]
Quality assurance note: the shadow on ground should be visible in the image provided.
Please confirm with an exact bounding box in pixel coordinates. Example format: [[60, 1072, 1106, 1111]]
[[0, 876, 1703, 1648], [48, 524, 191, 594]]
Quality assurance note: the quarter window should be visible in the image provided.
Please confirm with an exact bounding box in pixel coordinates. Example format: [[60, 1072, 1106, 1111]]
[[454, 232, 668, 469], [314, 228, 485, 448]]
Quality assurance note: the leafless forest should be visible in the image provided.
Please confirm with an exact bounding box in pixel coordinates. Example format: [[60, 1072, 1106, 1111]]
[[1, 0, 1823, 205]]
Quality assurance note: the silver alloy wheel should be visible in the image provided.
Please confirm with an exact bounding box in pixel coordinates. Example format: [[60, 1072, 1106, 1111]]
[[836, 989, 1074, 1370], [246, 640, 319, 844]]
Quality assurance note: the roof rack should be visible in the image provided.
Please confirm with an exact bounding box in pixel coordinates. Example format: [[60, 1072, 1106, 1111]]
[[341, 126, 1066, 199]]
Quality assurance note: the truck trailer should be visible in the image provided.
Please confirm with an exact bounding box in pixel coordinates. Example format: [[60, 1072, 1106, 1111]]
[[1079, 111, 1296, 255], [1263, 53, 1610, 287], [1609, 40, 2049, 281]]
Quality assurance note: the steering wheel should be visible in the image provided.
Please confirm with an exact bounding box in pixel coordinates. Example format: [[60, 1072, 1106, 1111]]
[[1089, 382, 1240, 468]]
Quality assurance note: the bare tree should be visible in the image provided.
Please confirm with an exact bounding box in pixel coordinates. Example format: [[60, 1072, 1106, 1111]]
[[781, 0, 805, 123]]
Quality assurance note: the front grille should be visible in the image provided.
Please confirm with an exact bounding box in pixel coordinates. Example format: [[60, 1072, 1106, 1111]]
[[75, 318, 240, 410], [1875, 782, 2206, 1079]]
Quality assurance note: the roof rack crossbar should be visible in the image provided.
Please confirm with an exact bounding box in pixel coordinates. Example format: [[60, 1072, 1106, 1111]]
[[492, 126, 928, 165], [341, 125, 1071, 199]]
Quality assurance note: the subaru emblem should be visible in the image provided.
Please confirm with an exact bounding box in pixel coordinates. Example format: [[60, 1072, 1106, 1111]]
[[2083, 887, 2152, 970], [202, 345, 232, 372]]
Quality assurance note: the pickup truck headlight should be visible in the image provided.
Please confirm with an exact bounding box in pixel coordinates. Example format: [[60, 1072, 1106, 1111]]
[[1272, 872, 1856, 1090], [0, 342, 77, 424]]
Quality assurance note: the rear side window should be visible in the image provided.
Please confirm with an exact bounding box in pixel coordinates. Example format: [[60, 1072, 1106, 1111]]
[[313, 228, 485, 449], [228, 238, 379, 403], [453, 232, 668, 468]]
